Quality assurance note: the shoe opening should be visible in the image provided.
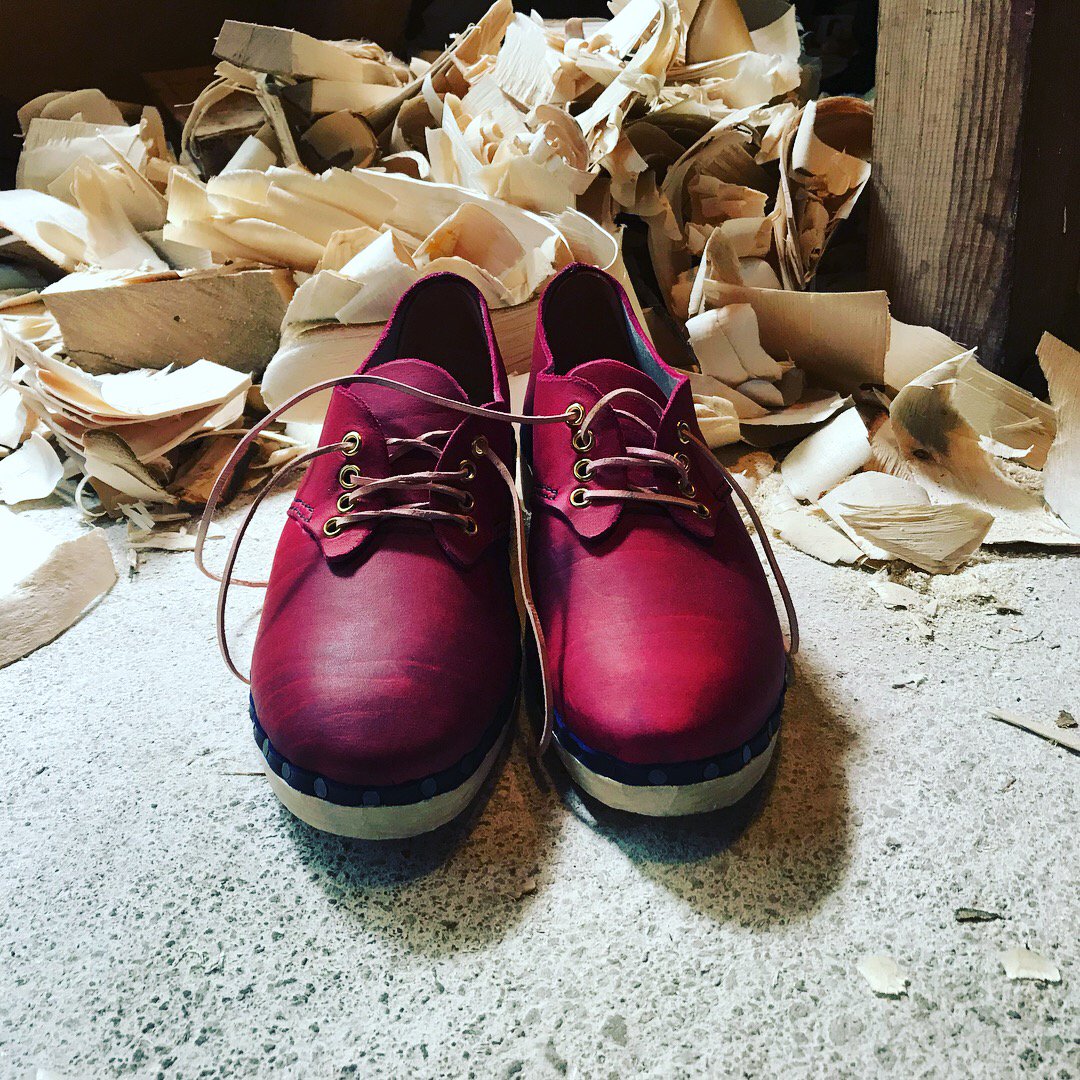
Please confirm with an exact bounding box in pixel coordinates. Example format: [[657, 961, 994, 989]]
[[371, 274, 495, 403], [540, 267, 676, 392]]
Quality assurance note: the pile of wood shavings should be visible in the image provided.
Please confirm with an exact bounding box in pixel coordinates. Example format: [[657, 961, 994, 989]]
[[0, 0, 1077, 604]]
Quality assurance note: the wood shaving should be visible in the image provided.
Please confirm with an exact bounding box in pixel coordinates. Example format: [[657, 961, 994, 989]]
[[0, 508, 117, 668], [1037, 333, 1080, 532], [998, 948, 1061, 983], [856, 955, 909, 997], [780, 407, 870, 502]]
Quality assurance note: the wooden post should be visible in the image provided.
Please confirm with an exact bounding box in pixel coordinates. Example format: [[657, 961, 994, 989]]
[[868, 0, 1079, 387]]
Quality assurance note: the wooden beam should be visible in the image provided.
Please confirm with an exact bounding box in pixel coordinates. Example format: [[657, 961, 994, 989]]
[[868, 0, 1079, 383]]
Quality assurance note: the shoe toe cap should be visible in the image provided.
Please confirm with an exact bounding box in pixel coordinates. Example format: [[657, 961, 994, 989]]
[[252, 662, 511, 788], [557, 614, 785, 767]]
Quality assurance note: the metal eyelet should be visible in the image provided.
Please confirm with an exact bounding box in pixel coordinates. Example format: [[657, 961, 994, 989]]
[[460, 459, 476, 482], [462, 516, 478, 535], [459, 492, 475, 511], [693, 502, 711, 519], [674, 452, 690, 471], [569, 487, 590, 508], [323, 516, 344, 536], [680, 481, 697, 498], [565, 402, 585, 427], [340, 431, 362, 456], [336, 493, 354, 514], [339, 464, 361, 490], [573, 459, 593, 481], [677, 421, 692, 445], [472, 436, 489, 456], [571, 428, 595, 453]]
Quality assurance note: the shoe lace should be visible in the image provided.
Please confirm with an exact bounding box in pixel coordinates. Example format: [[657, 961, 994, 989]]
[[569, 386, 800, 658], [328, 428, 478, 537], [194, 375, 798, 755]]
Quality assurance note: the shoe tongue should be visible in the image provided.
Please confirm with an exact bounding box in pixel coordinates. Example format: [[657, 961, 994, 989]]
[[359, 358, 470, 442], [570, 359, 667, 445]]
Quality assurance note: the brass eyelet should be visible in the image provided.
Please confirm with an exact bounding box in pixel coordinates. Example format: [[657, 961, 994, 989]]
[[674, 452, 690, 471], [340, 431, 362, 456], [571, 428, 595, 453], [680, 481, 697, 498], [693, 502, 711, 519], [677, 421, 692, 445], [336, 493, 354, 514], [472, 436, 489, 456], [460, 459, 476, 482], [339, 464, 361, 490], [459, 492, 475, 511], [565, 402, 585, 427], [573, 458, 593, 481], [569, 487, 590, 508], [462, 516, 478, 535], [323, 516, 344, 536]]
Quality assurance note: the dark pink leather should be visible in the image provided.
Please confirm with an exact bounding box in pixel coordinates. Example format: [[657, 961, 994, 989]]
[[250, 274, 520, 787], [525, 264, 786, 765]]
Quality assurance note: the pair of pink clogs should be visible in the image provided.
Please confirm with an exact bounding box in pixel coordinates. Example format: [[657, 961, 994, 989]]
[[199, 265, 797, 839]]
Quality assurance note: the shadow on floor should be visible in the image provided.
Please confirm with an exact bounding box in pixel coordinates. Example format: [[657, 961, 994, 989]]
[[270, 660, 853, 949], [273, 704, 563, 954], [548, 661, 857, 926]]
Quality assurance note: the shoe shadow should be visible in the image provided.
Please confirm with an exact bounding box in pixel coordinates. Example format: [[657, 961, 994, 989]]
[[274, 702, 561, 955], [549, 661, 856, 926]]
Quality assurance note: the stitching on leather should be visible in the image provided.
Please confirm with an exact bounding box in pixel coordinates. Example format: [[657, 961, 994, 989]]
[[535, 482, 558, 498], [290, 499, 313, 522]]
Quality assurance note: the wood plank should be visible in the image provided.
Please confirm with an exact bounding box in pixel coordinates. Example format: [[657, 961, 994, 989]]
[[868, 0, 1034, 372], [41, 268, 295, 375]]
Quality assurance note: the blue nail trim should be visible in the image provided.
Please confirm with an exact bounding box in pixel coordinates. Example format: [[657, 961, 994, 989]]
[[553, 688, 784, 787], [250, 681, 516, 808]]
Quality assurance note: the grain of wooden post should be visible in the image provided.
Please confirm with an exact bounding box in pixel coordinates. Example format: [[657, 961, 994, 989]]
[[868, 0, 1079, 385]]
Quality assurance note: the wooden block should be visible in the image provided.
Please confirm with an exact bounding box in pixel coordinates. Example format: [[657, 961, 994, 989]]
[[214, 21, 384, 83], [282, 79, 402, 116], [42, 268, 295, 376]]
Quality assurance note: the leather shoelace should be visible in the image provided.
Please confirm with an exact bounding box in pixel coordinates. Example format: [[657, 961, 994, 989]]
[[571, 386, 799, 659], [330, 429, 477, 534], [195, 374, 799, 754]]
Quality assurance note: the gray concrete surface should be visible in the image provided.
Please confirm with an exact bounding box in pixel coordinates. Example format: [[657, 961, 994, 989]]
[[1, 502, 1077, 1078]]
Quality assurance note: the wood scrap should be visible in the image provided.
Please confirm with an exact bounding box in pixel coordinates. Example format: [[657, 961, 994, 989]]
[[41, 267, 295, 374], [884, 355, 1077, 547], [214, 22, 394, 84], [838, 502, 992, 575], [0, 508, 117, 668], [868, 575, 922, 610], [774, 97, 873, 288], [856, 955, 909, 998], [0, 189, 92, 271], [766, 484, 864, 565], [954, 908, 1002, 923], [998, 948, 1061, 983], [987, 709, 1080, 754], [0, 432, 63, 504], [1036, 333, 1080, 532], [695, 283, 890, 393]]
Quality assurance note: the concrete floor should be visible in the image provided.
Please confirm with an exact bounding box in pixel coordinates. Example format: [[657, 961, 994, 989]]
[[1, 502, 1077, 1079]]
